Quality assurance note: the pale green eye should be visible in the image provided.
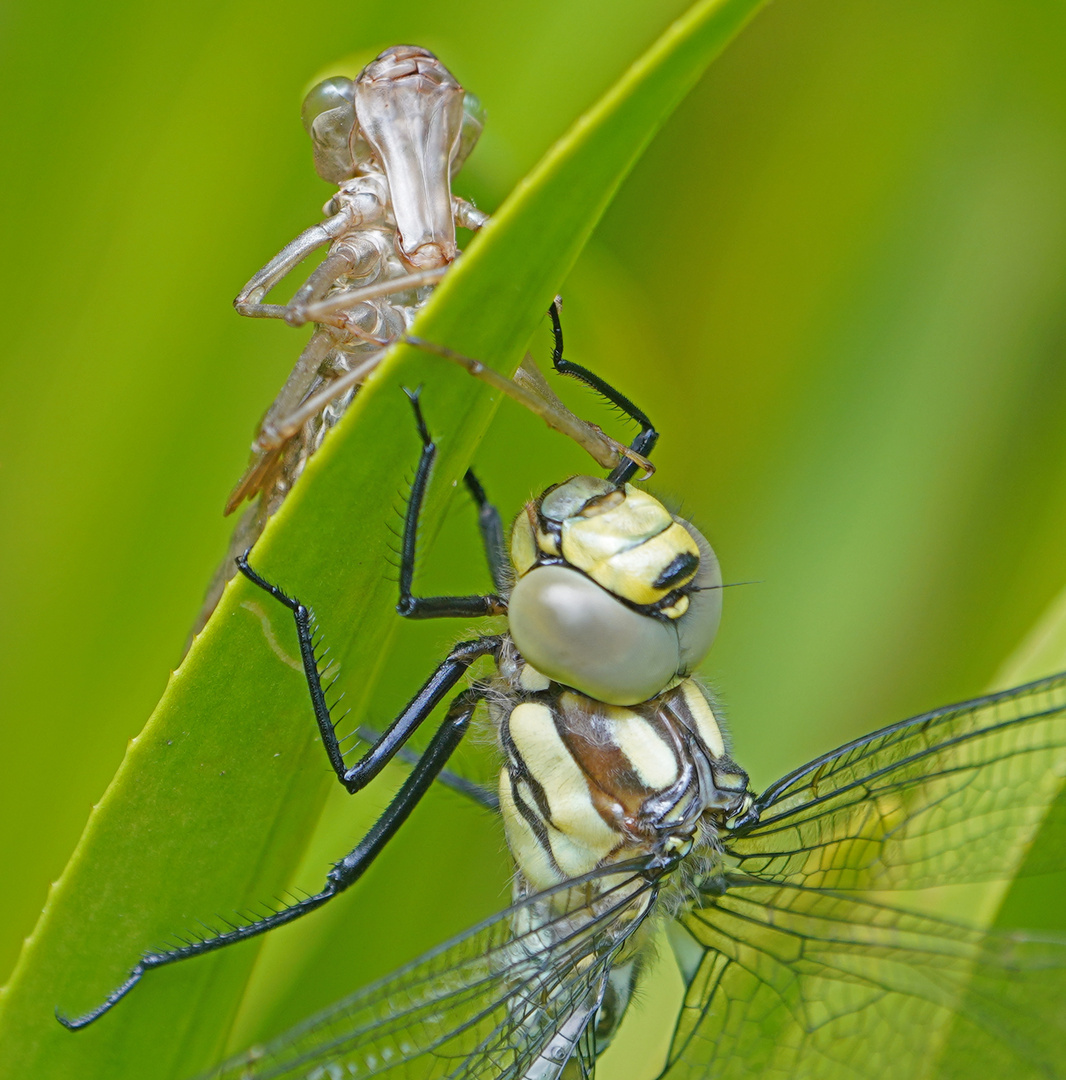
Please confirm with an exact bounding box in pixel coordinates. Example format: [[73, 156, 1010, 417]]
[[508, 522, 722, 706], [508, 565, 680, 706]]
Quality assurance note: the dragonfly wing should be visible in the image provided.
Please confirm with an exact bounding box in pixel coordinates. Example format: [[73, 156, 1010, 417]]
[[564, 1005, 603, 1080], [203, 870, 656, 1080], [729, 672, 1066, 891], [663, 881, 1066, 1080], [658, 672, 1066, 1080]]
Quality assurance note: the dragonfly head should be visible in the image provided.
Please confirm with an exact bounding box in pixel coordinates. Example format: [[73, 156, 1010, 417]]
[[507, 477, 722, 705]]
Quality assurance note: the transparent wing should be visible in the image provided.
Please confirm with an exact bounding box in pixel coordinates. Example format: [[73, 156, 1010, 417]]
[[204, 867, 657, 1080], [660, 672, 1066, 1080], [730, 671, 1066, 890], [666, 880, 1066, 1080]]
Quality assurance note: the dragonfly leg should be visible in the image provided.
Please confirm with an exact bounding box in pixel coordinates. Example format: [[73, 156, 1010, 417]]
[[299, 266, 447, 326], [236, 208, 422, 327], [403, 305, 655, 479], [396, 388, 508, 620], [463, 469, 509, 594], [453, 195, 490, 231], [285, 242, 376, 321], [252, 297, 406, 454], [233, 209, 352, 318], [236, 553, 501, 793], [56, 684, 487, 1031], [282, 233, 405, 328], [253, 349, 385, 456], [260, 326, 343, 431], [355, 723, 500, 811], [545, 299, 659, 484]]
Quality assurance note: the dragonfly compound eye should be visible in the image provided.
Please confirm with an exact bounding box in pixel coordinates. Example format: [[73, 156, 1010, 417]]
[[509, 565, 679, 705], [672, 519, 723, 674]]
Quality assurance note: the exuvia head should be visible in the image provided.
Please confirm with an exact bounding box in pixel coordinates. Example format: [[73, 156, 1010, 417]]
[[507, 476, 722, 706], [300, 46, 484, 270]]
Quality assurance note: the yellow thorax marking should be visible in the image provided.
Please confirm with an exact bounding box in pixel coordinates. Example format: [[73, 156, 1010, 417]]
[[506, 702, 620, 878], [678, 680, 725, 758]]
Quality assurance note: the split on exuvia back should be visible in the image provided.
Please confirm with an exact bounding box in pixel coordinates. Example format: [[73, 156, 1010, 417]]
[[57, 321, 1066, 1078]]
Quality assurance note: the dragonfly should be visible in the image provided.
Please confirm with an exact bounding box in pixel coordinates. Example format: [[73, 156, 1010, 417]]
[[193, 664, 1066, 1080], [59, 339, 1066, 1078]]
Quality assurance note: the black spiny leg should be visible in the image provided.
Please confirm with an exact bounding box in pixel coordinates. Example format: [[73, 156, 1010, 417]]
[[350, 445, 504, 814], [57, 391, 513, 1032], [547, 299, 658, 484], [463, 469, 509, 593], [354, 723, 500, 811], [237, 554, 501, 793], [57, 683, 489, 1030], [397, 388, 509, 619], [347, 426, 506, 815]]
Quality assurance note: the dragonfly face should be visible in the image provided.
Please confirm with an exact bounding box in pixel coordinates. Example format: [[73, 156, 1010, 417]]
[[508, 477, 723, 705]]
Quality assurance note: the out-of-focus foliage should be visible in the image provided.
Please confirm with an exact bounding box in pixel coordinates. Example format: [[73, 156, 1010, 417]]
[[2, 0, 1065, 1077]]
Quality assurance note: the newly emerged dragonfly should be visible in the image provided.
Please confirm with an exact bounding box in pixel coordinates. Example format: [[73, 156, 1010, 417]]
[[60, 339, 1066, 1077]]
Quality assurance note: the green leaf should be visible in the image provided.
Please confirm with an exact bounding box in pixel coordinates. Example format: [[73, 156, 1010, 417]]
[[0, 1, 767, 1076], [993, 583, 1066, 691]]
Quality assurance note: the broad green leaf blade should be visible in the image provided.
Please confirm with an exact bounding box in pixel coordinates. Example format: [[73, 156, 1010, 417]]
[[984, 582, 1066, 939], [993, 589, 1066, 937], [0, 2, 767, 1077]]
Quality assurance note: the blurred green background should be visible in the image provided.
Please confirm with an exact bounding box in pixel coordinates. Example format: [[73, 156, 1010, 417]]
[[2, 0, 1066, 1073]]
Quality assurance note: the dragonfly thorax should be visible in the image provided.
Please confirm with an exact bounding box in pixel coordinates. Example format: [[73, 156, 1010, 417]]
[[494, 641, 751, 895]]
